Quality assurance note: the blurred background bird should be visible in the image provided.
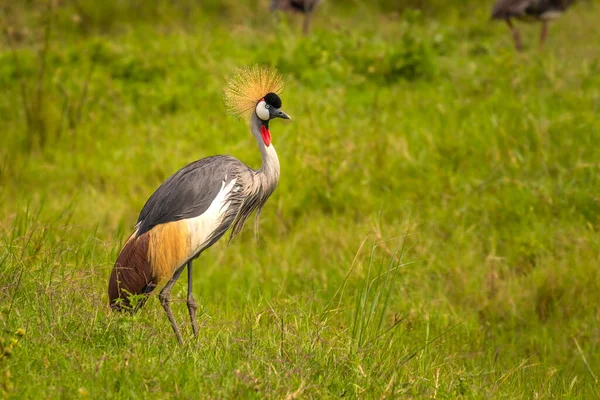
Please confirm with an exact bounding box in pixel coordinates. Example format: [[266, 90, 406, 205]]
[[108, 66, 291, 344], [491, 0, 575, 50], [271, 0, 322, 35]]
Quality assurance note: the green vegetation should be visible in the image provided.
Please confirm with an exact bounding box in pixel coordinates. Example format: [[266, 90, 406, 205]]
[[1, 0, 599, 397]]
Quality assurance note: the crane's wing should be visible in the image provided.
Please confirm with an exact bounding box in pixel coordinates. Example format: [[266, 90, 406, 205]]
[[135, 155, 249, 236], [491, 0, 531, 18]]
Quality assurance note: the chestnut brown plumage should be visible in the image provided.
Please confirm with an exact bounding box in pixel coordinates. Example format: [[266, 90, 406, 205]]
[[108, 232, 155, 310]]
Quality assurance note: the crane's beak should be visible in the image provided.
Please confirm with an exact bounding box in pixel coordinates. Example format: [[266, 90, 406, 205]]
[[273, 108, 291, 121]]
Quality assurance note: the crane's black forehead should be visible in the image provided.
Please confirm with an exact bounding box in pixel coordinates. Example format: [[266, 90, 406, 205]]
[[264, 92, 282, 108]]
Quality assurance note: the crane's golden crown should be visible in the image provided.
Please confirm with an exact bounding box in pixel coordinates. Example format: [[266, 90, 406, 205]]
[[224, 65, 285, 119]]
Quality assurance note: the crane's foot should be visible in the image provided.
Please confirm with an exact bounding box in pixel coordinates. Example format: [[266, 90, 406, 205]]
[[505, 19, 523, 52], [160, 291, 183, 345], [540, 21, 549, 48], [159, 267, 185, 345], [303, 15, 310, 35], [186, 260, 199, 339], [187, 296, 199, 339]]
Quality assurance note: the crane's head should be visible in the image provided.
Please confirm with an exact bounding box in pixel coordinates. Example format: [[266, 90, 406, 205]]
[[224, 66, 290, 122], [255, 93, 291, 122], [254, 92, 290, 147], [224, 65, 291, 146]]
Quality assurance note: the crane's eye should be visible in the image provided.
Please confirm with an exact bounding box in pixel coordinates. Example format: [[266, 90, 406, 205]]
[[256, 100, 270, 121], [265, 104, 270, 109]]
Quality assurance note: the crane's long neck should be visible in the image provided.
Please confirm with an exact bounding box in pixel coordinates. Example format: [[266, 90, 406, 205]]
[[250, 113, 280, 188], [227, 113, 281, 241]]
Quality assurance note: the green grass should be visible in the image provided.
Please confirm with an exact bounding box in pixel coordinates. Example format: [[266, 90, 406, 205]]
[[1, 0, 600, 398]]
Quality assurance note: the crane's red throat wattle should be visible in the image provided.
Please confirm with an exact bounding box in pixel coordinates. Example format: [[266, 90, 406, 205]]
[[260, 125, 271, 146]]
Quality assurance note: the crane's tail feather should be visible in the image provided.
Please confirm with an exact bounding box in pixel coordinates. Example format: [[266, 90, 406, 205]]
[[108, 232, 157, 312]]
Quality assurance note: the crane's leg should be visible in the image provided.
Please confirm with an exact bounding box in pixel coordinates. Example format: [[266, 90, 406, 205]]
[[506, 19, 522, 51], [303, 12, 311, 35], [186, 260, 199, 338], [540, 21, 549, 47], [159, 267, 185, 344]]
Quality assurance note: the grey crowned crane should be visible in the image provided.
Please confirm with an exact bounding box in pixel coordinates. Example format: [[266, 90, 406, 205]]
[[108, 66, 291, 344], [491, 0, 574, 50], [271, 0, 321, 35]]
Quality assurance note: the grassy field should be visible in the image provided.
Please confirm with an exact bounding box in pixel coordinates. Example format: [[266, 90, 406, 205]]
[[1, 0, 600, 398]]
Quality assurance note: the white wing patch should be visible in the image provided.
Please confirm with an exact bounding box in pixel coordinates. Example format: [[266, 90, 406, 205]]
[[187, 178, 237, 255], [540, 10, 563, 21]]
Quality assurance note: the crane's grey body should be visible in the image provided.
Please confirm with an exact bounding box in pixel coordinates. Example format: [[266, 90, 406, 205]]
[[270, 0, 321, 13], [138, 112, 280, 261], [491, 0, 571, 20], [270, 0, 322, 34], [491, 0, 574, 50]]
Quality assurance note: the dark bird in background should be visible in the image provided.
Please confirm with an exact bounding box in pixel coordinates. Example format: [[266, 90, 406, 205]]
[[491, 0, 575, 50], [271, 0, 322, 35], [108, 66, 291, 344]]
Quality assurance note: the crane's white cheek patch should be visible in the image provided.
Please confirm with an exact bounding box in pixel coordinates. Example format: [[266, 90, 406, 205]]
[[256, 101, 270, 121], [187, 179, 236, 254]]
